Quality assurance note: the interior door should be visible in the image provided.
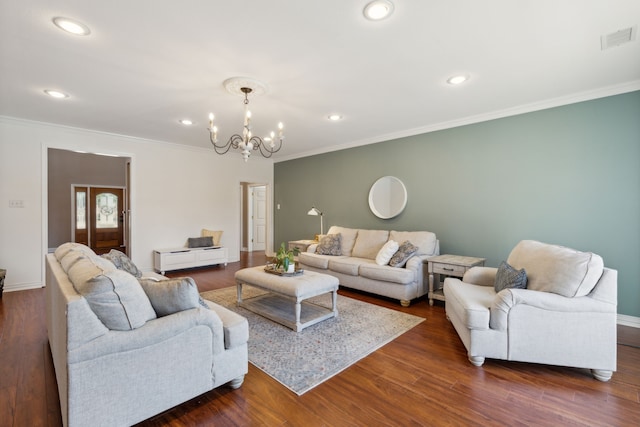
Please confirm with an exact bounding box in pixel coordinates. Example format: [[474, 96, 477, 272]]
[[251, 185, 267, 251], [89, 187, 125, 254]]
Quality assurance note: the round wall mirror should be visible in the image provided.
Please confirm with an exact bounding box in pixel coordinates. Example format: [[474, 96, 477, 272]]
[[368, 176, 408, 219]]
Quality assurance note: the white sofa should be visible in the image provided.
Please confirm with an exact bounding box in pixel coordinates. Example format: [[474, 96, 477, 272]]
[[45, 243, 248, 427], [443, 240, 617, 381], [298, 226, 439, 306]]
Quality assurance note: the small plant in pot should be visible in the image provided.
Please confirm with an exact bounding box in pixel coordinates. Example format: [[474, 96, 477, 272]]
[[273, 242, 300, 272]]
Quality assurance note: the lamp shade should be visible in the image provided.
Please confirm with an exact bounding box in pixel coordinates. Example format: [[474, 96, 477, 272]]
[[307, 207, 323, 235]]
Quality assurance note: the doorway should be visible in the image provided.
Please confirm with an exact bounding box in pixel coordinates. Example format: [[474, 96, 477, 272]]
[[241, 182, 268, 253], [73, 186, 126, 254]]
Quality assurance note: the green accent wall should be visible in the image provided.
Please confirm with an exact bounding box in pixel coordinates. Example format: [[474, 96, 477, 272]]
[[275, 91, 640, 317]]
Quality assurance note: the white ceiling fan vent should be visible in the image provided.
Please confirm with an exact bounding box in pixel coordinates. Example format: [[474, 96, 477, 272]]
[[601, 25, 637, 50]]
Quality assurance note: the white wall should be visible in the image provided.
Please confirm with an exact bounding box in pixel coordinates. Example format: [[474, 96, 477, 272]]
[[0, 116, 273, 291]]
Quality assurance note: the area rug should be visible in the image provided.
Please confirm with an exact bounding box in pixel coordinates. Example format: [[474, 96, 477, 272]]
[[201, 286, 425, 395]]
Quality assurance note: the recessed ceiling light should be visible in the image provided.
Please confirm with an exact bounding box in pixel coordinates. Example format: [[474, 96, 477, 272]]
[[446, 74, 470, 85], [44, 89, 69, 99], [52, 17, 91, 36], [328, 114, 343, 121], [179, 119, 193, 126], [363, 0, 394, 21]]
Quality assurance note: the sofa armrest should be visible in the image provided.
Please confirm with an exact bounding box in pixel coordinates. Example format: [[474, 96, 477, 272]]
[[490, 288, 617, 331], [462, 266, 497, 287], [68, 307, 225, 363], [205, 300, 249, 349]]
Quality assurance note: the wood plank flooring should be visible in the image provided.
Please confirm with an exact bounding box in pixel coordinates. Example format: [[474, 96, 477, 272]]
[[1, 252, 638, 426]]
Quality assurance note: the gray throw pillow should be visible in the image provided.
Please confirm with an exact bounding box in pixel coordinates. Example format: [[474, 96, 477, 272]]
[[316, 233, 342, 256], [389, 240, 418, 268], [494, 261, 528, 292], [75, 269, 157, 330], [188, 236, 214, 248], [102, 249, 142, 278], [138, 277, 208, 317]]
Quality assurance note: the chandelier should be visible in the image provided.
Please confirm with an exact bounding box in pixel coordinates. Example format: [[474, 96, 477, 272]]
[[208, 77, 284, 162]]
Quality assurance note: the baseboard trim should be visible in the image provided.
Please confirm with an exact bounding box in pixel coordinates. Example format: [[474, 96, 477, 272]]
[[3, 282, 44, 293], [618, 314, 640, 328]]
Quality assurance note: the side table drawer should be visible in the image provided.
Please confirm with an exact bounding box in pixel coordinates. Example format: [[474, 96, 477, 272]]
[[432, 263, 466, 276]]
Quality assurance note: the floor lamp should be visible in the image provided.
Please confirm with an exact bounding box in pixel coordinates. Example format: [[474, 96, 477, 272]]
[[307, 207, 324, 236]]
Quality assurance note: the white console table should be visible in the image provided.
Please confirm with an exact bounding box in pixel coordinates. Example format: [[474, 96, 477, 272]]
[[153, 246, 228, 275]]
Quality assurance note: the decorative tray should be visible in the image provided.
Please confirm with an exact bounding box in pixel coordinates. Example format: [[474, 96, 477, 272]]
[[264, 265, 304, 277]]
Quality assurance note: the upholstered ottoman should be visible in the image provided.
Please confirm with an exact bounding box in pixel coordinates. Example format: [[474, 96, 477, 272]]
[[235, 266, 339, 332]]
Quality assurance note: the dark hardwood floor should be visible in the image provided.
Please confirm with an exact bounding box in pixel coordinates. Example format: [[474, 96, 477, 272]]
[[1, 252, 639, 426]]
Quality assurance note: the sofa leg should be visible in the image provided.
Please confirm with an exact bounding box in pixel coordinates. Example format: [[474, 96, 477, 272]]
[[228, 375, 245, 389], [400, 299, 410, 307], [591, 369, 613, 382], [469, 355, 485, 367]]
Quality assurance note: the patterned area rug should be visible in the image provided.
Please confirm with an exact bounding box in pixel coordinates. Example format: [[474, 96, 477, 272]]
[[201, 286, 425, 395]]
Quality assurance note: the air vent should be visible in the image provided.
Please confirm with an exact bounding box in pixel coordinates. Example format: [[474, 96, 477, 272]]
[[601, 26, 637, 50]]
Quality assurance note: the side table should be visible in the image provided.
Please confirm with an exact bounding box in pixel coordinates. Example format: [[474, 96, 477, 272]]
[[288, 240, 317, 254], [427, 254, 485, 306]]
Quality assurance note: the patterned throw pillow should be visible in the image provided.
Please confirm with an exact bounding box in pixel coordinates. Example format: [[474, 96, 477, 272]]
[[316, 233, 342, 256], [494, 261, 528, 292], [389, 240, 418, 268], [101, 249, 142, 278]]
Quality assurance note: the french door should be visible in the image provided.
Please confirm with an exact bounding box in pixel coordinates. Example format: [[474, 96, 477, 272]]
[[74, 186, 126, 254]]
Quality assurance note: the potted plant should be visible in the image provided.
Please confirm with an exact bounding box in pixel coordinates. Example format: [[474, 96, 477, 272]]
[[273, 242, 300, 272]]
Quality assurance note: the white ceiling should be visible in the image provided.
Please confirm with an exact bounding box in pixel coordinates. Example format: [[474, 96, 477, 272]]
[[1, 1, 639, 161]]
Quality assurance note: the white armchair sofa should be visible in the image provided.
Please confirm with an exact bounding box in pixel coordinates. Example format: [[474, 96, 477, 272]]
[[46, 243, 248, 426], [443, 240, 617, 381]]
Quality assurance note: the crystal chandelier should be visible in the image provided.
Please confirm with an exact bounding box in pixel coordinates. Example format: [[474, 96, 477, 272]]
[[208, 77, 284, 162]]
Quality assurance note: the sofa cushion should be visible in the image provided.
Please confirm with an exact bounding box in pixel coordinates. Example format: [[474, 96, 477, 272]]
[[54, 242, 96, 261], [375, 240, 399, 265], [360, 263, 416, 285], [328, 257, 368, 276], [101, 249, 142, 278], [507, 240, 604, 297], [494, 261, 528, 292], [74, 269, 157, 330], [316, 233, 342, 256], [327, 226, 359, 256], [298, 252, 332, 269], [201, 229, 223, 246], [389, 240, 419, 268], [443, 279, 493, 330], [389, 231, 437, 256], [139, 277, 204, 317], [351, 229, 390, 259]]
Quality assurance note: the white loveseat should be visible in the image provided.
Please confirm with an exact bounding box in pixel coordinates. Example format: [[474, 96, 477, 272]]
[[45, 243, 248, 427], [298, 226, 439, 306], [443, 240, 617, 381]]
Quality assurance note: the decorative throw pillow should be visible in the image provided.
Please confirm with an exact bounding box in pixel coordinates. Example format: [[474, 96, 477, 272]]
[[389, 240, 419, 268], [101, 249, 142, 278], [375, 240, 399, 265], [316, 233, 342, 256], [494, 261, 528, 293], [138, 277, 207, 317], [187, 236, 214, 248], [201, 229, 223, 246], [75, 269, 157, 330]]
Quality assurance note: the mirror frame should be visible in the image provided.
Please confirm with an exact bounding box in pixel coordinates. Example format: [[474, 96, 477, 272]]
[[368, 176, 408, 219]]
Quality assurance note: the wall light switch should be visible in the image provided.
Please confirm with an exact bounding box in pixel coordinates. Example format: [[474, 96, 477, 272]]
[[9, 200, 24, 208], [277, 204, 281, 210]]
